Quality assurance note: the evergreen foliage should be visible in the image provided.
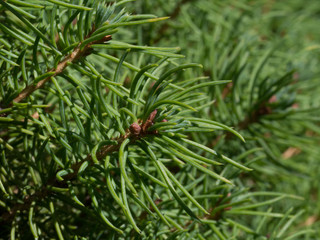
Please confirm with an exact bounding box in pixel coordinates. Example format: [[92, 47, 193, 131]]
[[0, 0, 319, 239]]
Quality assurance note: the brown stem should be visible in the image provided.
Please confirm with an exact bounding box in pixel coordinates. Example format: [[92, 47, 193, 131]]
[[60, 131, 131, 183], [13, 35, 112, 104], [0, 187, 49, 223], [0, 30, 111, 118]]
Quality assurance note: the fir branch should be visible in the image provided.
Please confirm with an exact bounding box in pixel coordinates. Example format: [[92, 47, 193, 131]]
[[1, 0, 319, 238], [0, 111, 159, 223], [13, 35, 112, 104]]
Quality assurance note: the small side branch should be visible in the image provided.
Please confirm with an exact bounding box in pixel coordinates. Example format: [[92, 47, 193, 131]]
[[13, 35, 112, 104]]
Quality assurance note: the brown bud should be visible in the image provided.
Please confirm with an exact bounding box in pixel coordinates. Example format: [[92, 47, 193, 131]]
[[268, 95, 277, 103], [155, 199, 162, 205], [142, 120, 153, 132], [102, 35, 112, 42], [130, 123, 141, 136], [92, 35, 112, 45], [148, 109, 158, 122], [72, 18, 78, 25]]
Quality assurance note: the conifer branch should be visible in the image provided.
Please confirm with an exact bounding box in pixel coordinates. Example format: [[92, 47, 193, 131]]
[[1, 0, 317, 238], [0, 111, 158, 222], [13, 35, 112, 104]]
